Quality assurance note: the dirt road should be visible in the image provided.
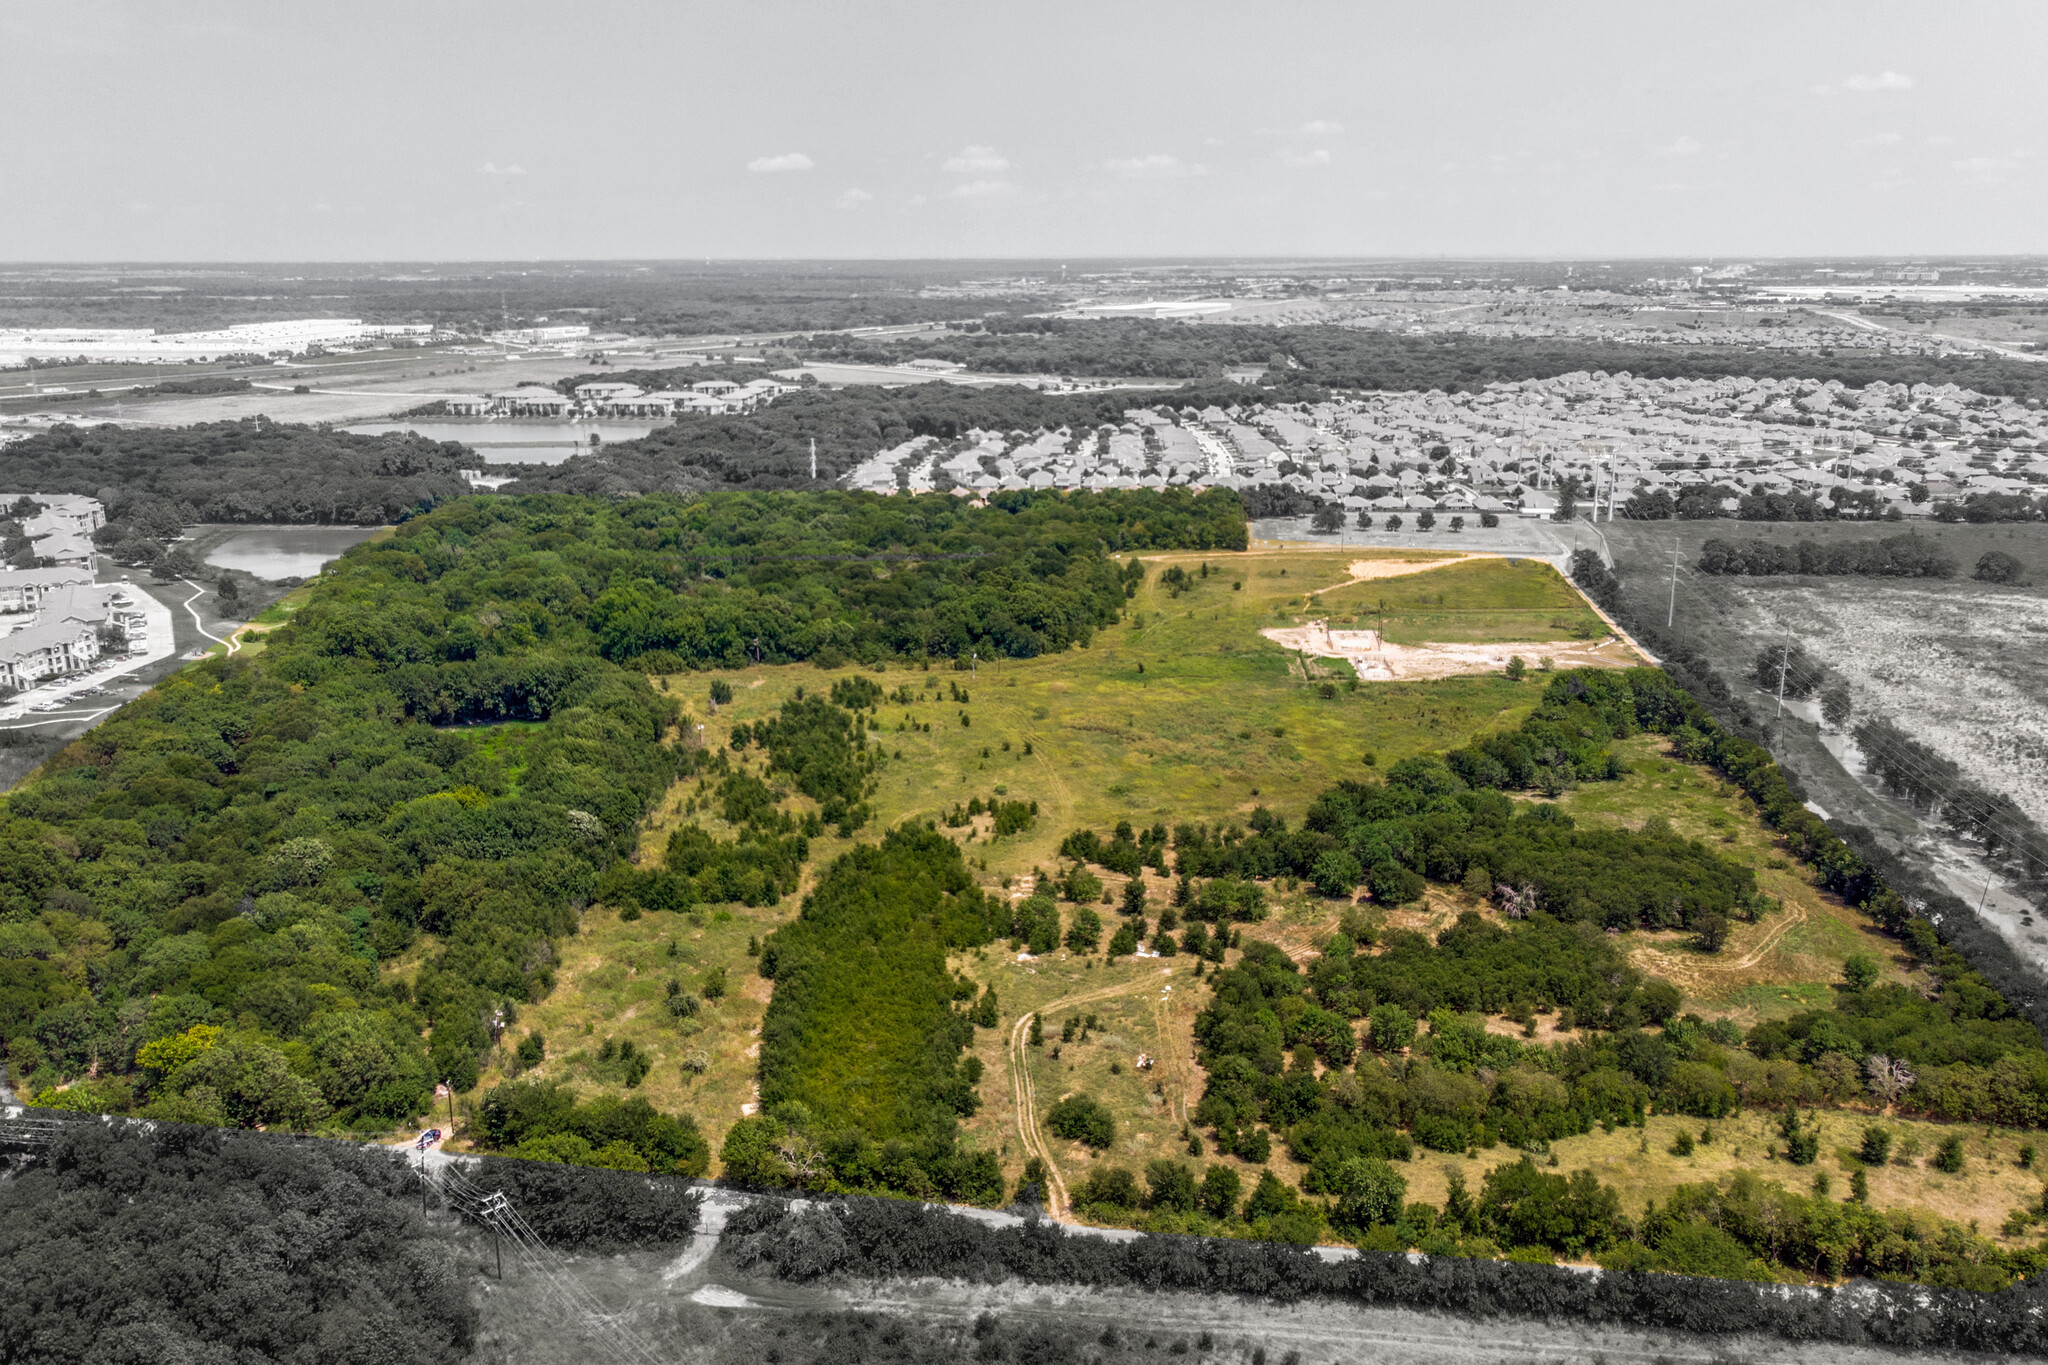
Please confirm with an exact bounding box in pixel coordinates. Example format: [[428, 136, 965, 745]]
[[1008, 971, 1192, 1220]]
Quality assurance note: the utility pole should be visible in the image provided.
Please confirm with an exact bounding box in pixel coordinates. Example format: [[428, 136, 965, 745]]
[[481, 1191, 509, 1279], [1774, 632, 1793, 746], [809, 437, 817, 482], [1667, 540, 1679, 628]]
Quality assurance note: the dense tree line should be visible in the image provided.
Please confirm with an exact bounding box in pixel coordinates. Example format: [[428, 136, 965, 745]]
[[721, 1194, 2048, 1351], [1627, 485, 1906, 524], [471, 1077, 710, 1175], [575, 488, 1243, 667], [794, 318, 2048, 402], [504, 384, 1160, 491], [0, 1119, 476, 1364], [459, 1151, 704, 1250], [1696, 534, 1957, 578], [4, 419, 471, 562], [1852, 717, 2048, 896], [732, 824, 1007, 1204], [0, 497, 692, 1134]]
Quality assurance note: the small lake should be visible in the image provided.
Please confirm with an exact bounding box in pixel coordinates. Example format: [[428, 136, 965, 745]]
[[344, 421, 664, 466], [202, 526, 383, 580]]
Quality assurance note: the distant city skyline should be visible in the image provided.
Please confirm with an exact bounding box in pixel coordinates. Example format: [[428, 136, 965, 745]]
[[2, 0, 2042, 261]]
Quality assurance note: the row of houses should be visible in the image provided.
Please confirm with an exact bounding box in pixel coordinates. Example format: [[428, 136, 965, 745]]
[[836, 370, 2046, 517], [441, 378, 791, 419]]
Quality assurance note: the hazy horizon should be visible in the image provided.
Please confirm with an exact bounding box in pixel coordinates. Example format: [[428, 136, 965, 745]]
[[4, 1, 2043, 262]]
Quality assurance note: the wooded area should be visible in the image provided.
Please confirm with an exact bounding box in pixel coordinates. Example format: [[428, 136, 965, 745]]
[[0, 1120, 476, 1363], [795, 318, 2048, 401], [731, 825, 1007, 1204], [0, 490, 1227, 1154], [3, 420, 471, 562]]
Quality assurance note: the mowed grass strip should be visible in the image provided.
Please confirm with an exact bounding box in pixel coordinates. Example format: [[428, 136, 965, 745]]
[[1310, 554, 1607, 645]]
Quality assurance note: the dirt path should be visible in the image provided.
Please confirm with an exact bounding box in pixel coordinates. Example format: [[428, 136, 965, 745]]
[[1631, 903, 1811, 988], [1009, 974, 1176, 1219]]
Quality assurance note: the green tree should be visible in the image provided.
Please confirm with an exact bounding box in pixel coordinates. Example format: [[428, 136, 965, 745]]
[[1329, 1156, 1407, 1232], [1479, 1158, 1621, 1255], [1048, 1094, 1116, 1150], [1692, 912, 1730, 954], [1368, 1002, 1416, 1053], [1842, 953, 1880, 992], [1199, 1164, 1242, 1220], [1310, 850, 1363, 898], [1244, 1169, 1295, 1222], [176, 1037, 329, 1130], [1064, 907, 1103, 953], [1145, 1159, 1198, 1212]]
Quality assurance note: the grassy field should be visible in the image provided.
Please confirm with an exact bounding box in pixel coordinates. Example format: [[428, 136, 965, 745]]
[[1559, 733, 1922, 1020], [1404, 1107, 2045, 1240], [441, 543, 2046, 1252], [463, 548, 1566, 1161], [1310, 553, 1608, 645]]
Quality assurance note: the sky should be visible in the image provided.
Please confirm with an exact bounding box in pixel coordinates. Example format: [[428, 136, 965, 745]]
[[1, 0, 2043, 261]]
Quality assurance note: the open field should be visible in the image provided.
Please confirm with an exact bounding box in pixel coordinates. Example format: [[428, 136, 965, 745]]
[[466, 548, 1568, 1165], [445, 537, 2048, 1261], [1565, 733, 1922, 1019], [1602, 517, 2048, 977]]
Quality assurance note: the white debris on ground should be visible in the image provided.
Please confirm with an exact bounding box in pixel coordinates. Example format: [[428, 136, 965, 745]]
[[1261, 618, 1636, 680]]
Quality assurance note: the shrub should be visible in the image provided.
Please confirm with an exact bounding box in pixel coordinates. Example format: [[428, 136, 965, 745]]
[[1048, 1094, 1117, 1150]]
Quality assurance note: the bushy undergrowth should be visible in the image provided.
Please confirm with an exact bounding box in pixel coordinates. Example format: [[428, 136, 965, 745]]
[[728, 824, 1007, 1204], [0, 1119, 475, 1364], [721, 1194, 2048, 1353]]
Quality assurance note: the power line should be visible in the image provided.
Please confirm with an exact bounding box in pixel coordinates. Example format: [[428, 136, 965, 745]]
[[434, 1163, 673, 1365], [1597, 502, 2048, 889]]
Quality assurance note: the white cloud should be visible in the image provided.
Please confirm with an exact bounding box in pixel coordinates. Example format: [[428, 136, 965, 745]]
[[747, 152, 814, 173], [946, 179, 1017, 199], [834, 187, 873, 208], [1280, 148, 1332, 168], [942, 145, 1009, 174], [1953, 154, 2021, 176], [1922, 134, 1956, 147], [1657, 136, 1702, 157], [1844, 71, 1914, 91], [1104, 154, 1205, 179], [1298, 119, 1344, 136], [1852, 132, 1904, 147], [477, 161, 526, 176]]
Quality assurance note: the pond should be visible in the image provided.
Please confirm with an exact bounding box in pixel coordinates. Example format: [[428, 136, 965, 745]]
[[201, 526, 384, 580], [344, 420, 665, 466]]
